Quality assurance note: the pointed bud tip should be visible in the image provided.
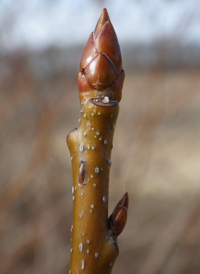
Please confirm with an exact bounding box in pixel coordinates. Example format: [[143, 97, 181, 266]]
[[94, 8, 110, 38], [120, 192, 129, 210], [101, 8, 110, 22]]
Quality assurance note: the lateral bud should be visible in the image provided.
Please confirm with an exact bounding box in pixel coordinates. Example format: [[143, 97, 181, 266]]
[[108, 192, 128, 237]]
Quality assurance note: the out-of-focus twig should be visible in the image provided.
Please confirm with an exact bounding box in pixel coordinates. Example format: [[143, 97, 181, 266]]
[[137, 196, 200, 274], [0, 195, 71, 274], [0, 105, 59, 237]]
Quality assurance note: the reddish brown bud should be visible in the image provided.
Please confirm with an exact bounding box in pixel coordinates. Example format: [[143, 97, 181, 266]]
[[84, 52, 118, 90], [108, 192, 128, 237], [78, 8, 125, 104], [93, 10, 122, 71]]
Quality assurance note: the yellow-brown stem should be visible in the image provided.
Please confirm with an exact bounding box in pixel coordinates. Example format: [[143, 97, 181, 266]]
[[67, 8, 128, 274], [67, 98, 119, 273]]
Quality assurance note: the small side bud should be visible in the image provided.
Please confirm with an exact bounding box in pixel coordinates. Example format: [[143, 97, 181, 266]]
[[108, 192, 128, 237]]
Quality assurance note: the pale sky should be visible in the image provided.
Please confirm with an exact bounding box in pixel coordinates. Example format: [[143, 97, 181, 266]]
[[0, 0, 200, 52]]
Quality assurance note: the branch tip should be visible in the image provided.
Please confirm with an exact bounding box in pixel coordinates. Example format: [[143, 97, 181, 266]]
[[94, 8, 110, 38], [78, 8, 124, 104]]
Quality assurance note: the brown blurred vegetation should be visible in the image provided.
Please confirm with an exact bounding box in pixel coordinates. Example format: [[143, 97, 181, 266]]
[[0, 49, 200, 274]]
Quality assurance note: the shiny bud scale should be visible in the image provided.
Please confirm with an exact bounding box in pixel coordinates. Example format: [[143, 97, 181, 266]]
[[108, 192, 128, 237], [78, 8, 125, 104]]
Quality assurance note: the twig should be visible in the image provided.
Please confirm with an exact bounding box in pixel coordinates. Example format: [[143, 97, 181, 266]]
[[67, 9, 128, 274]]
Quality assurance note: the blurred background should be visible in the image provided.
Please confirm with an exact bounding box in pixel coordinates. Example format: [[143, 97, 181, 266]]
[[0, 0, 200, 273]]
